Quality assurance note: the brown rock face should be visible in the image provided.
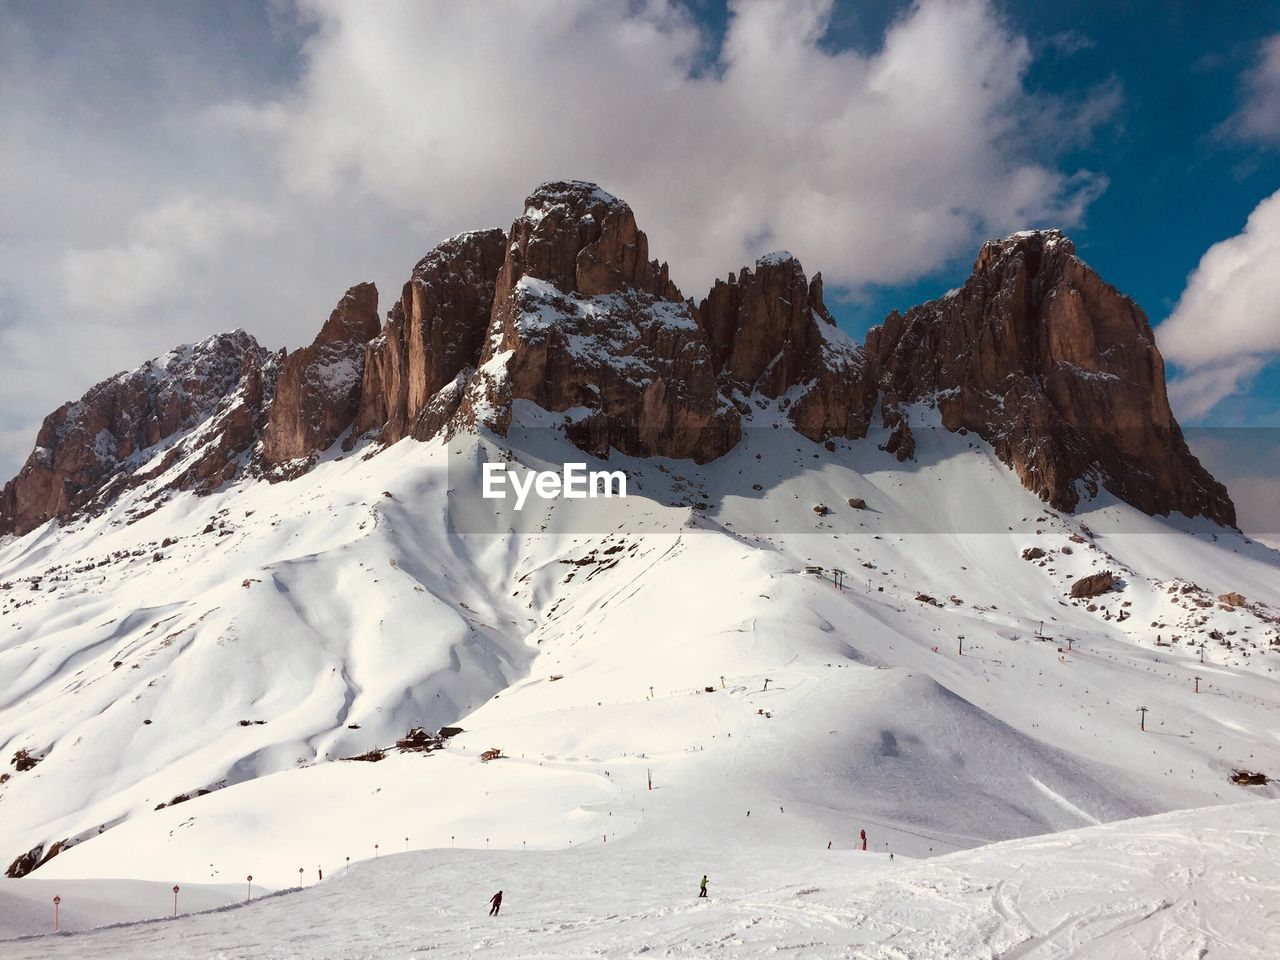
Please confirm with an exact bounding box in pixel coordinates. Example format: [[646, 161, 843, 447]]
[[475, 181, 739, 461], [466, 183, 873, 462], [1071, 571, 1117, 598], [499, 180, 679, 301], [0, 331, 276, 536], [261, 283, 380, 471], [355, 230, 507, 444], [866, 231, 1234, 524], [698, 255, 875, 442]]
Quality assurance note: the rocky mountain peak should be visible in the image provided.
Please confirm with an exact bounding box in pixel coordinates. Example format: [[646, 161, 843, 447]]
[[0, 192, 1237, 537], [315, 282, 380, 346], [260, 283, 380, 473], [868, 229, 1234, 524], [0, 331, 277, 535], [699, 250, 829, 393], [354, 229, 507, 445], [502, 180, 679, 300], [973, 228, 1076, 275], [467, 182, 737, 461]]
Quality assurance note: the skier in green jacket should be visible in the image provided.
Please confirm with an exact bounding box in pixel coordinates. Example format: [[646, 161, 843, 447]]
[[699, 875, 709, 898]]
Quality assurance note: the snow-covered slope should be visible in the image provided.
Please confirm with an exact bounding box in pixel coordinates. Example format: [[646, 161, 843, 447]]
[[5, 799, 1278, 957], [2, 404, 1278, 902]]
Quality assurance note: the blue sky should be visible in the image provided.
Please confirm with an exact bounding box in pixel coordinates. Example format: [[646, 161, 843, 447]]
[[1, 0, 1278, 484]]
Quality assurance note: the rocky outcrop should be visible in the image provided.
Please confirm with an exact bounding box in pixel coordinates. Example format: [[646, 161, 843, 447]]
[[354, 230, 507, 444], [465, 182, 873, 461], [1071, 571, 1117, 598], [4, 839, 65, 878], [866, 231, 1234, 524], [0, 331, 275, 536], [473, 181, 739, 461], [698, 254, 875, 442], [261, 283, 380, 472]]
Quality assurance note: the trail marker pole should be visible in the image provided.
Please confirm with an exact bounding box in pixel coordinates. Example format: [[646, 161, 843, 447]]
[[1194, 676, 1201, 694], [53, 895, 60, 932], [374, 843, 379, 858], [345, 856, 350, 874], [246, 875, 253, 901], [958, 636, 964, 656], [298, 867, 304, 887], [451, 836, 455, 849], [647, 768, 653, 791], [763, 678, 772, 691], [405, 836, 409, 852], [1067, 638, 1074, 653], [1200, 644, 1206, 664], [1137, 706, 1148, 731], [173, 885, 180, 916]]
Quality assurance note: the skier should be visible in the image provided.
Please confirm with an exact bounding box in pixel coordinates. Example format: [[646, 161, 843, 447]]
[[489, 890, 503, 916], [699, 875, 709, 898], [860, 829, 867, 851]]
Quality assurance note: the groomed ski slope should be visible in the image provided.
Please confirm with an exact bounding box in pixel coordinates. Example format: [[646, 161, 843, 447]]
[[4, 799, 1277, 959]]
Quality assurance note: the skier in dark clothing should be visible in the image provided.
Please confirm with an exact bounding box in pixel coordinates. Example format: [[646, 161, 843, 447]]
[[699, 875, 709, 898], [489, 890, 503, 916]]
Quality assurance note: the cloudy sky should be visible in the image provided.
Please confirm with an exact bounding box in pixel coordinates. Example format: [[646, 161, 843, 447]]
[[2, 0, 1278, 525]]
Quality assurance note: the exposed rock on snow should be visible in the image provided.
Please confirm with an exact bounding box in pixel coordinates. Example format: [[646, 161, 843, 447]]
[[1071, 570, 1117, 598], [261, 283, 380, 473], [0, 331, 277, 536], [354, 230, 507, 444], [865, 230, 1234, 524], [471, 181, 739, 461], [5, 839, 64, 879], [698, 254, 874, 442]]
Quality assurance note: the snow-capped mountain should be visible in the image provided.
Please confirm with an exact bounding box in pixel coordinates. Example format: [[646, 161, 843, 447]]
[[1, 180, 1277, 925], [0, 180, 1230, 536]]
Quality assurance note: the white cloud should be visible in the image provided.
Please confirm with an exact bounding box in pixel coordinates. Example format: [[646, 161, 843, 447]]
[[0, 0, 1116, 479], [1221, 33, 1280, 148], [1160, 188, 1280, 418], [240, 0, 1111, 294], [62, 199, 275, 314]]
